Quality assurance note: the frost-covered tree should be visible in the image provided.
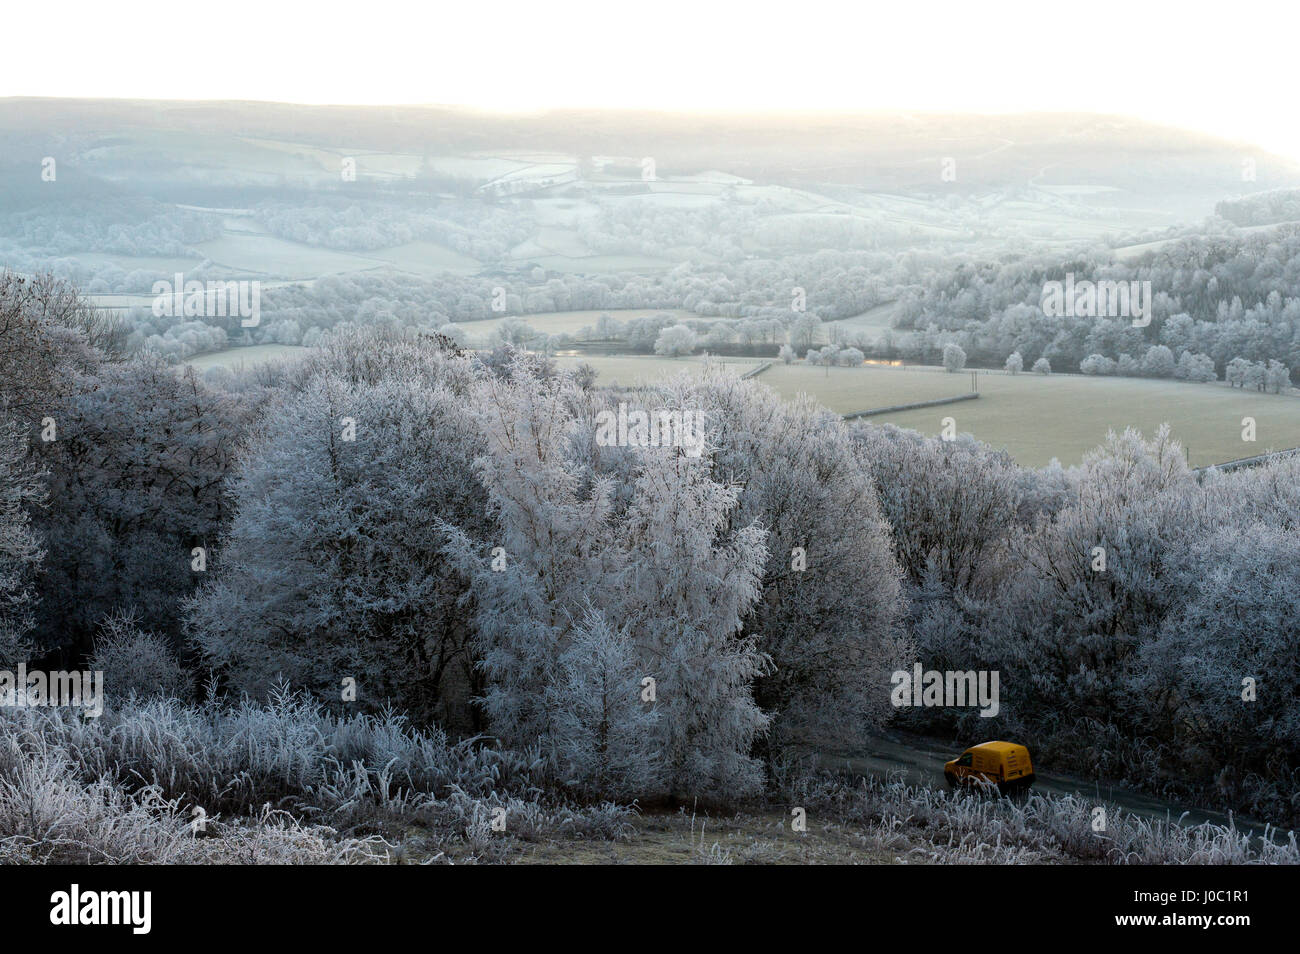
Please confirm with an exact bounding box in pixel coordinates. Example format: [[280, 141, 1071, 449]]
[[838, 346, 864, 366], [1005, 351, 1023, 375], [1243, 360, 1267, 391], [942, 342, 966, 372], [778, 343, 795, 364], [0, 414, 45, 666], [1226, 357, 1251, 388], [1175, 351, 1216, 382], [491, 317, 536, 349], [0, 271, 110, 423], [34, 353, 242, 651], [789, 313, 822, 353], [668, 370, 908, 750], [1032, 357, 1051, 374], [1266, 360, 1292, 394], [653, 323, 697, 357], [1138, 523, 1300, 780], [810, 345, 840, 367], [551, 605, 660, 798], [443, 360, 771, 799], [1080, 354, 1117, 375], [186, 368, 487, 725], [994, 426, 1199, 728], [855, 426, 1022, 594], [1141, 345, 1176, 377]]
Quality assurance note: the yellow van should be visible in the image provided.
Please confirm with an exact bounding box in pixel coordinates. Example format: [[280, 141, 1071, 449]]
[[944, 741, 1034, 796]]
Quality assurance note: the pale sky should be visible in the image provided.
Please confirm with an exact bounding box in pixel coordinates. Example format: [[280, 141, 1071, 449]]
[[5, 0, 1299, 159]]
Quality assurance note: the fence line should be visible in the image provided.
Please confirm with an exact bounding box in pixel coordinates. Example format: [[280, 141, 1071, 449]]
[[841, 392, 980, 421]]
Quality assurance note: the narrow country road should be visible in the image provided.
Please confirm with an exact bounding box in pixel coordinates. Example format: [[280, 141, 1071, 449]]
[[821, 730, 1288, 837]]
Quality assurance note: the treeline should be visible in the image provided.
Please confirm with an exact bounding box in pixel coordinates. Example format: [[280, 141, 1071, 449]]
[[113, 250, 914, 358], [0, 197, 221, 259], [251, 197, 531, 260], [899, 228, 1300, 375], [1215, 188, 1300, 227]]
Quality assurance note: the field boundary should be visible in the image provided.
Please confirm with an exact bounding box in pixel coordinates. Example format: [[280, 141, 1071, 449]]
[[1195, 446, 1300, 474], [841, 392, 979, 421], [741, 361, 774, 380]]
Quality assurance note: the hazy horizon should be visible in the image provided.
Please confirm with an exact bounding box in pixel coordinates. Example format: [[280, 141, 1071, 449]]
[[4, 0, 1299, 159]]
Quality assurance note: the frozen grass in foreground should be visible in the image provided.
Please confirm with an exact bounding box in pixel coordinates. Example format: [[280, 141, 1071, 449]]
[[0, 688, 632, 864], [792, 772, 1300, 864], [1, 691, 1294, 864]]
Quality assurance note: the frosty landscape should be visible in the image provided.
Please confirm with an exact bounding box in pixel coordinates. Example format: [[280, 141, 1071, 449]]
[[1, 87, 1300, 871]]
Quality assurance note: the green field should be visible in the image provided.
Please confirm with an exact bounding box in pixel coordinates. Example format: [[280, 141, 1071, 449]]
[[756, 363, 1300, 467]]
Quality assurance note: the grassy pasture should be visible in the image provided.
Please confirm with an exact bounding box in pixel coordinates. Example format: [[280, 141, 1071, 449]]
[[185, 344, 309, 371], [759, 363, 1300, 467], [823, 301, 898, 344], [194, 234, 388, 279]]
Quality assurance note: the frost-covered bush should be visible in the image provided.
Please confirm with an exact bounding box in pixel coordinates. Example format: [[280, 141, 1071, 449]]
[[89, 612, 191, 702], [942, 342, 966, 372], [653, 324, 697, 357], [1080, 353, 1117, 375]]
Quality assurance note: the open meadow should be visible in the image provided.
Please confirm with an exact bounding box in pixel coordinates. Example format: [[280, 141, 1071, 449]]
[[757, 362, 1300, 467]]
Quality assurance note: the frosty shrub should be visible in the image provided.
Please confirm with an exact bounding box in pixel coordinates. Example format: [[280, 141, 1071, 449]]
[[653, 324, 697, 357], [88, 611, 191, 702], [942, 342, 966, 372], [1079, 353, 1117, 375]]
